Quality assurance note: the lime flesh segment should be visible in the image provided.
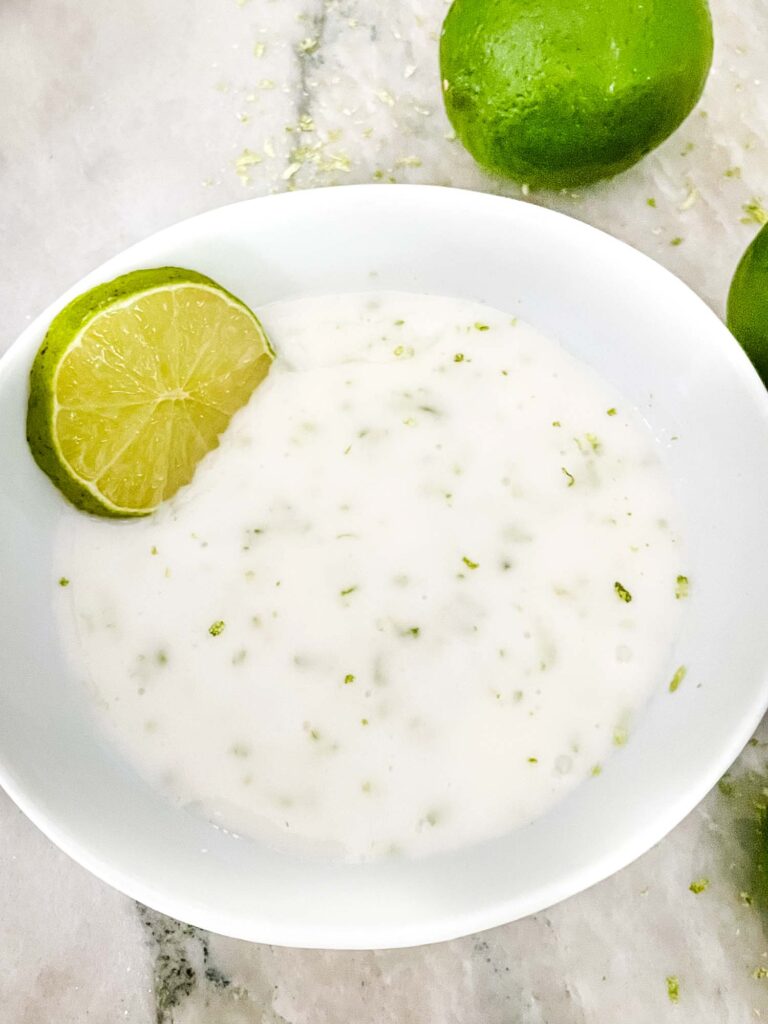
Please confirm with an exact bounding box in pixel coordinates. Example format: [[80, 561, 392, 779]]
[[27, 267, 274, 517]]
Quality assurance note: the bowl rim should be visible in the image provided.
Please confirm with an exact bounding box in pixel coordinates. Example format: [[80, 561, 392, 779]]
[[1, 183, 767, 949]]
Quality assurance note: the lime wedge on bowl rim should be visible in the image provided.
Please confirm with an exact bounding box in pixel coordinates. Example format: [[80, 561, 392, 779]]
[[26, 267, 274, 517]]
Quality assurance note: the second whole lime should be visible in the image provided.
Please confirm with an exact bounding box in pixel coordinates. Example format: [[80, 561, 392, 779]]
[[727, 222, 768, 387], [440, 0, 714, 189]]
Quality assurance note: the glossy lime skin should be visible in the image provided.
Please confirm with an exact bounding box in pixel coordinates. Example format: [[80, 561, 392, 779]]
[[728, 223, 768, 387], [440, 0, 713, 189]]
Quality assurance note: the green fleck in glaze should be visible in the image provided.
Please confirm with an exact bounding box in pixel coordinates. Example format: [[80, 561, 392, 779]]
[[208, 620, 225, 637], [669, 665, 687, 693], [614, 581, 632, 603], [613, 726, 629, 747], [606, 407, 617, 416], [689, 878, 709, 894], [344, 673, 355, 685], [462, 555, 479, 570], [58, 577, 70, 587], [675, 574, 690, 599]]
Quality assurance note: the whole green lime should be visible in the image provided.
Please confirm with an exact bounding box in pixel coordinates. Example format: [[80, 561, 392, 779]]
[[439, 0, 713, 189], [727, 223, 768, 387]]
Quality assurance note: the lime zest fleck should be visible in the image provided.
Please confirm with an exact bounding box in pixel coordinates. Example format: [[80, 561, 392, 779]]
[[689, 878, 709, 894], [58, 577, 70, 587], [670, 236, 684, 246], [675, 574, 689, 599], [208, 620, 226, 637], [666, 976, 680, 1003], [742, 199, 768, 226], [462, 555, 479, 570], [474, 322, 490, 331], [344, 673, 355, 685], [360, 718, 369, 726], [453, 352, 465, 362], [647, 197, 657, 208], [527, 756, 538, 764], [614, 581, 632, 603], [561, 466, 575, 487], [340, 586, 357, 597], [669, 665, 687, 693], [613, 726, 629, 747], [606, 407, 617, 416], [552, 420, 562, 427], [591, 764, 602, 777], [585, 432, 601, 452]]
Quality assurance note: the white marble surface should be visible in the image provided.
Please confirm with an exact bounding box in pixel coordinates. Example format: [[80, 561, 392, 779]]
[[1, 0, 768, 1019]]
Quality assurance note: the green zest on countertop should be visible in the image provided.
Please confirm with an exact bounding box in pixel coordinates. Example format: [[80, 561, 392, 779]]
[[666, 976, 680, 1003]]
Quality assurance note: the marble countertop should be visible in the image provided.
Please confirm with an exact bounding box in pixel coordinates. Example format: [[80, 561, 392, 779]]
[[1, 0, 768, 1019]]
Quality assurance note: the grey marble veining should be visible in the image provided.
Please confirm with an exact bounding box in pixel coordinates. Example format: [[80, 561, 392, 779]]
[[1, 0, 768, 1020]]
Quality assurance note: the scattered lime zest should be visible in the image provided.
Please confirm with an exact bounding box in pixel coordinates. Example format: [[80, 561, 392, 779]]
[[606, 407, 617, 416], [552, 420, 561, 427], [527, 756, 538, 764], [344, 673, 355, 685], [454, 352, 465, 362], [361, 718, 369, 726], [561, 466, 575, 487], [689, 878, 709, 894], [340, 586, 357, 597], [474, 322, 490, 331], [670, 236, 684, 246], [208, 620, 226, 637], [614, 581, 632, 603], [462, 555, 479, 569], [58, 577, 70, 587], [591, 764, 602, 777], [669, 665, 687, 692], [647, 197, 657, 208], [675, 574, 690, 599]]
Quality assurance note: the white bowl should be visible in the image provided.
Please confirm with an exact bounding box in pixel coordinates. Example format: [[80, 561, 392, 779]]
[[1, 185, 767, 949]]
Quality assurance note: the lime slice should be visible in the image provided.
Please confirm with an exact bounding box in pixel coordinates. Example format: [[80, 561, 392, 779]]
[[26, 267, 274, 517]]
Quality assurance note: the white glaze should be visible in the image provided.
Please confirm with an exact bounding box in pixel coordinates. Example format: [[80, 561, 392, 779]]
[[56, 292, 685, 860]]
